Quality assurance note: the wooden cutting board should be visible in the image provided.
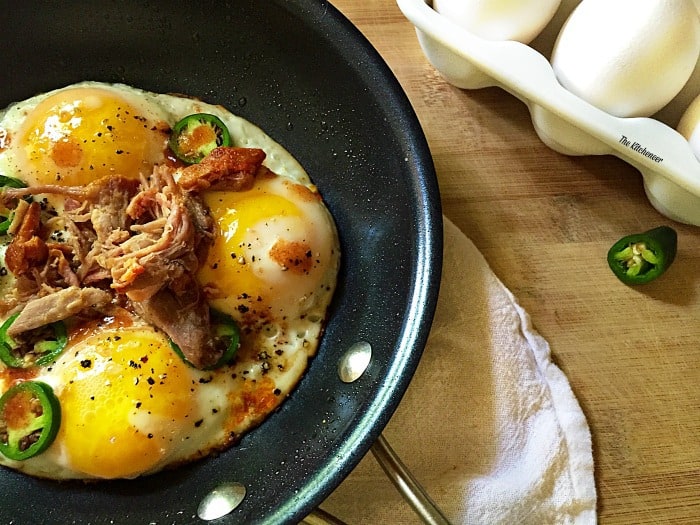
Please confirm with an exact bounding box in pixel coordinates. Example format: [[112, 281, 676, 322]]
[[332, 1, 700, 523]]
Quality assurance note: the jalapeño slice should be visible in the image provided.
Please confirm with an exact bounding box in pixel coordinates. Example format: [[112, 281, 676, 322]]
[[0, 175, 27, 189], [170, 309, 240, 370], [0, 313, 68, 368], [607, 226, 677, 285], [0, 175, 28, 234], [169, 113, 232, 164], [0, 381, 61, 461]]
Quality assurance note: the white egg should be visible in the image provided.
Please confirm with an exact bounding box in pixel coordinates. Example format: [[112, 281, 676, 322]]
[[433, 0, 562, 43], [551, 0, 700, 118], [0, 82, 340, 480], [678, 93, 700, 161]]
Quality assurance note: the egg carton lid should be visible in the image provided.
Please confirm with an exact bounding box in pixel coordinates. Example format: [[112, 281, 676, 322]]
[[397, 0, 700, 226]]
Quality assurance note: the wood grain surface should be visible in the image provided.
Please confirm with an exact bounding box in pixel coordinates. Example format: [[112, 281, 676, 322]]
[[331, 1, 700, 523]]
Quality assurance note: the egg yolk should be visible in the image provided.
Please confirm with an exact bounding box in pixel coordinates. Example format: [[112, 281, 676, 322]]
[[55, 326, 194, 479], [16, 87, 167, 187], [198, 186, 300, 315], [197, 176, 332, 322]]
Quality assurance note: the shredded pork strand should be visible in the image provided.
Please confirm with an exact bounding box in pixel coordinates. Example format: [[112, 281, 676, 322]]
[[105, 166, 203, 303], [0, 146, 266, 369], [7, 286, 112, 337]]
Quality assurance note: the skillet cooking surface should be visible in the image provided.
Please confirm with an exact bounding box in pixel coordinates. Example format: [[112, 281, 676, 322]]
[[0, 1, 442, 523]]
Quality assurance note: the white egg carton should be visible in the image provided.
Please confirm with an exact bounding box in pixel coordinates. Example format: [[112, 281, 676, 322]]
[[396, 0, 700, 226]]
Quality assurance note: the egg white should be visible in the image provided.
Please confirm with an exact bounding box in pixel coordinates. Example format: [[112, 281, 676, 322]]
[[0, 82, 340, 479]]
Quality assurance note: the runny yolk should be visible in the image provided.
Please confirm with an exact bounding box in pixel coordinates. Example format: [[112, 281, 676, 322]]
[[16, 87, 167, 187], [196, 174, 335, 325], [56, 326, 194, 479], [197, 184, 304, 317]]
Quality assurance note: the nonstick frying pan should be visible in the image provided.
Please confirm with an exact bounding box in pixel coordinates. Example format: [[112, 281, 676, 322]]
[[0, 1, 442, 523]]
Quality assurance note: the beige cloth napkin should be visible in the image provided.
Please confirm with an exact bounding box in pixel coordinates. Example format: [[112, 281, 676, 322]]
[[321, 217, 597, 524]]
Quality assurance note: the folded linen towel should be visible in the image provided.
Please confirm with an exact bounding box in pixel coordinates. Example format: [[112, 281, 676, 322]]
[[321, 216, 597, 524]]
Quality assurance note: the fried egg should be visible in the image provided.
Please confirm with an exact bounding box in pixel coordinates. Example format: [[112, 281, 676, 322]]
[[0, 82, 339, 479], [0, 84, 170, 188]]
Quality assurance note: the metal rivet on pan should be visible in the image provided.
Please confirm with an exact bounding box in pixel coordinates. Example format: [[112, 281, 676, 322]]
[[197, 482, 246, 521], [337, 341, 372, 383]]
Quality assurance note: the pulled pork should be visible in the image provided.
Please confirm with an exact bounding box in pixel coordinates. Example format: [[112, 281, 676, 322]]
[[7, 286, 112, 337], [1, 146, 266, 369], [107, 166, 206, 302], [5, 201, 49, 277], [175, 146, 264, 192]]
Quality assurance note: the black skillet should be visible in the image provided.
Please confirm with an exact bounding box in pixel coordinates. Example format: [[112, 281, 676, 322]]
[[0, 1, 442, 523]]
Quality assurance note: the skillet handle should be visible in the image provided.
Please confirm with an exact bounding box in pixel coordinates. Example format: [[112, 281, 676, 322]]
[[371, 434, 452, 525], [301, 508, 350, 525], [302, 433, 452, 525]]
